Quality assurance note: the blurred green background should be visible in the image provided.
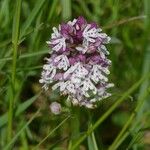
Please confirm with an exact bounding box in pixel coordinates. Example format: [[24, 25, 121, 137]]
[[0, 0, 150, 149]]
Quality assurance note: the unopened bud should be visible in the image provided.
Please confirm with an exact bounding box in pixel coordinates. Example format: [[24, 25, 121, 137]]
[[50, 102, 61, 115]]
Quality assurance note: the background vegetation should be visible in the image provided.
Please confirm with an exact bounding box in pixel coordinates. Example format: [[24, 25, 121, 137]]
[[0, 0, 150, 149]]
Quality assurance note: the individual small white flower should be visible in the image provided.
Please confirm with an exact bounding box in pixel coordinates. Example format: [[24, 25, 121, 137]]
[[83, 24, 98, 43], [98, 45, 110, 56], [98, 92, 112, 101], [54, 55, 70, 70], [76, 40, 88, 53], [39, 78, 49, 90], [51, 37, 66, 52], [43, 64, 56, 79], [52, 27, 61, 38], [39, 64, 56, 90], [74, 64, 88, 78], [97, 65, 110, 75], [90, 98, 97, 102], [52, 81, 66, 92], [63, 63, 80, 79], [97, 84, 113, 101], [67, 96, 79, 106], [106, 83, 114, 88], [84, 103, 94, 109], [52, 80, 76, 95], [63, 63, 88, 79], [97, 33, 111, 44], [90, 65, 108, 83], [70, 75, 81, 87], [81, 79, 97, 97], [65, 81, 76, 94], [46, 27, 66, 52], [68, 19, 77, 26], [50, 102, 61, 115], [76, 45, 88, 54]]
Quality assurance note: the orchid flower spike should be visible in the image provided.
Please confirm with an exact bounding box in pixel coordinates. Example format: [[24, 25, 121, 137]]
[[40, 16, 114, 108]]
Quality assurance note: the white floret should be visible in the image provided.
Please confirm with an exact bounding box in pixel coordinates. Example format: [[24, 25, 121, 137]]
[[83, 24, 98, 43], [81, 79, 97, 97], [54, 55, 70, 71], [90, 65, 108, 84]]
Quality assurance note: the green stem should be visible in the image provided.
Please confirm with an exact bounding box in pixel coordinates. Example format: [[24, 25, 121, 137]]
[[68, 108, 80, 150], [71, 75, 148, 150], [7, 0, 22, 143], [20, 121, 28, 150], [88, 122, 99, 150], [112, 132, 129, 150], [91, 131, 98, 150]]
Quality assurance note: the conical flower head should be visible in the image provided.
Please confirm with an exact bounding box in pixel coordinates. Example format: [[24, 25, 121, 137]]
[[40, 16, 114, 108]]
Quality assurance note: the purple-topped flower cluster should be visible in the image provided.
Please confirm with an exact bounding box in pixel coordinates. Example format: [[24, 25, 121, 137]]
[[40, 16, 113, 108]]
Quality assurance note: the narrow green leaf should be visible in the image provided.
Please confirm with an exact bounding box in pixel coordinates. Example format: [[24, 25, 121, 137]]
[[15, 92, 41, 116], [33, 115, 70, 149], [110, 132, 129, 150], [4, 109, 40, 150], [12, 0, 21, 45], [127, 132, 143, 150], [0, 49, 49, 63], [47, 0, 59, 21], [0, 39, 11, 48], [88, 130, 98, 150], [61, 0, 71, 21], [7, 0, 22, 142], [20, 0, 46, 39], [0, 113, 8, 128], [77, 0, 96, 21], [0, 93, 41, 128]]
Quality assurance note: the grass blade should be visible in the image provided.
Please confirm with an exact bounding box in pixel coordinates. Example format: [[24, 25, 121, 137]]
[[0, 93, 41, 128], [137, 0, 150, 115], [7, 0, 22, 142], [33, 115, 70, 149], [87, 124, 98, 150], [47, 0, 59, 21], [20, 0, 46, 39], [0, 49, 49, 62], [61, 0, 71, 21], [127, 132, 143, 150], [15, 92, 41, 116], [4, 109, 40, 150]]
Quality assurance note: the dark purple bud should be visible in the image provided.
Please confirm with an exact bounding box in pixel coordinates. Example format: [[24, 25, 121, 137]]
[[89, 22, 98, 29], [60, 23, 73, 39], [75, 16, 87, 30], [69, 57, 76, 65]]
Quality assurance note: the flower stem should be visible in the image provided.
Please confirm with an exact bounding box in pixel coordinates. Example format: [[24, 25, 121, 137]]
[[68, 107, 80, 150], [87, 113, 99, 150], [7, 0, 22, 143]]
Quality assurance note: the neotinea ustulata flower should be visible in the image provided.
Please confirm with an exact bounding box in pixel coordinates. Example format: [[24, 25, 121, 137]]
[[40, 16, 114, 109]]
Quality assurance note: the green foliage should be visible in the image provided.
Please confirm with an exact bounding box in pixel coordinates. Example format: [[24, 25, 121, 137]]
[[0, 0, 150, 149]]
